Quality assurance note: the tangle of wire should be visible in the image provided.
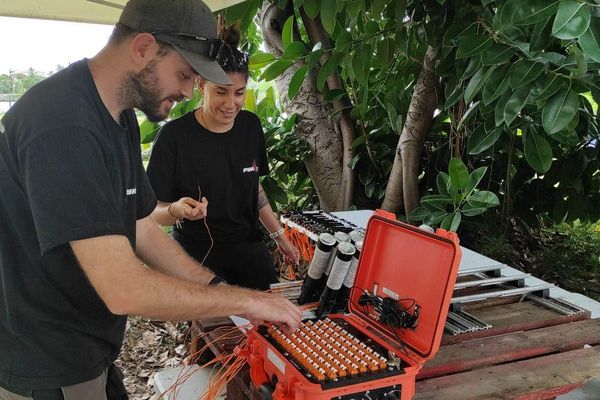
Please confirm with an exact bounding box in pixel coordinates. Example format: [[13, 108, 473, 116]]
[[349, 286, 413, 357], [157, 323, 252, 400], [197, 183, 214, 267]]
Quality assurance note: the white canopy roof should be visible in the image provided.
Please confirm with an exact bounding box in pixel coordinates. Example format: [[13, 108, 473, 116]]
[[0, 0, 242, 25]]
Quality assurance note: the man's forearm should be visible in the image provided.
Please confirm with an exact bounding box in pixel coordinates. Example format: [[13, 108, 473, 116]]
[[135, 216, 214, 284], [71, 233, 303, 330]]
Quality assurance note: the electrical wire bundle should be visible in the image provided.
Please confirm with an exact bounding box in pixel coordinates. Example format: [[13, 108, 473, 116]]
[[158, 324, 251, 400], [357, 291, 420, 330]]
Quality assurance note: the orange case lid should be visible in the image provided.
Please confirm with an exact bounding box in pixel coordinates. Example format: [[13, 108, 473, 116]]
[[348, 209, 462, 362]]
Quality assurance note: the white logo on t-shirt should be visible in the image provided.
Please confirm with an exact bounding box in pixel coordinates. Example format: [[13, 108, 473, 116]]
[[242, 160, 259, 173], [126, 188, 137, 195], [0, 121, 5, 134]]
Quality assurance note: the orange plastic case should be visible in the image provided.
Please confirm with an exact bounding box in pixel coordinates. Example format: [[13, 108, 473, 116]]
[[245, 210, 462, 400]]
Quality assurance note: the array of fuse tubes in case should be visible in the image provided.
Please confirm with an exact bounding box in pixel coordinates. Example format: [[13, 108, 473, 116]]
[[264, 318, 404, 384]]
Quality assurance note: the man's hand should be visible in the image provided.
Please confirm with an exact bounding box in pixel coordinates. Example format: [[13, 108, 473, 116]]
[[171, 196, 208, 221], [242, 291, 302, 333]]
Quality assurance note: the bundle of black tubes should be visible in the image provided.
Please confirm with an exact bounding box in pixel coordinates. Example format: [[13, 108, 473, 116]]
[[321, 231, 351, 287], [333, 239, 362, 313], [298, 232, 336, 304], [298, 227, 366, 316], [280, 211, 360, 235], [317, 241, 356, 317]]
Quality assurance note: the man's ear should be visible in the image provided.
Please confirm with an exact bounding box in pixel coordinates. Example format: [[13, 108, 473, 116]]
[[130, 32, 159, 67], [197, 77, 205, 91]]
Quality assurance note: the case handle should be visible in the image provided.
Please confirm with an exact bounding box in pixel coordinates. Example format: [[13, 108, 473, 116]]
[[374, 209, 396, 220]]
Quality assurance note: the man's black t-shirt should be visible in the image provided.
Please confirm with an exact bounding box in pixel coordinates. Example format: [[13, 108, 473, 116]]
[[146, 110, 269, 244], [0, 60, 156, 393]]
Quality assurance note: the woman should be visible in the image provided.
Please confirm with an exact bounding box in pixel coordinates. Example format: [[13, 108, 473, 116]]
[[146, 27, 299, 290]]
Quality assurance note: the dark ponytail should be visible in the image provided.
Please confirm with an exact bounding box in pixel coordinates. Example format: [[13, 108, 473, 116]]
[[217, 25, 249, 76]]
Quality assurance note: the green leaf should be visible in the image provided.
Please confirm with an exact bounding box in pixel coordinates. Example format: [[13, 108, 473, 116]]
[[260, 60, 293, 81], [365, 21, 380, 36], [468, 190, 500, 208], [512, 0, 559, 26], [140, 119, 159, 144], [324, 89, 346, 102], [437, 173, 450, 196], [336, 32, 352, 52], [321, 0, 337, 34], [359, 80, 369, 117], [372, 0, 386, 15], [496, 0, 519, 29], [317, 52, 344, 91], [352, 46, 372, 84], [303, 0, 321, 19], [503, 86, 530, 125], [351, 135, 366, 149], [262, 177, 288, 205], [249, 52, 275, 70], [457, 101, 480, 132], [549, 129, 579, 145], [244, 89, 256, 112], [552, 0, 591, 39], [578, 17, 600, 63], [282, 113, 297, 132], [421, 195, 453, 211], [495, 90, 512, 127], [288, 66, 308, 99], [571, 45, 587, 76], [482, 64, 511, 105], [440, 213, 452, 230], [409, 207, 431, 221], [465, 67, 495, 104], [282, 16, 294, 49], [349, 153, 361, 169], [424, 211, 449, 226], [449, 158, 470, 193], [244, 0, 261, 32], [377, 38, 393, 67], [306, 48, 325, 71], [460, 56, 482, 81], [444, 79, 464, 109], [456, 35, 493, 59], [282, 41, 306, 60], [449, 212, 462, 232], [466, 166, 487, 195], [531, 74, 565, 102], [530, 19, 553, 52], [395, 0, 407, 22], [468, 125, 503, 154], [524, 129, 553, 173], [542, 88, 579, 134], [462, 204, 488, 216], [508, 60, 544, 89], [482, 44, 515, 65]]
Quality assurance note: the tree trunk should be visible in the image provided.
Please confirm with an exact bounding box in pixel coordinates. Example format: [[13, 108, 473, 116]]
[[382, 46, 439, 219], [260, 2, 343, 211], [300, 10, 355, 210]]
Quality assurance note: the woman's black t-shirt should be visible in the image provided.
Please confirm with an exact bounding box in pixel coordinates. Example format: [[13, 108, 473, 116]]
[[147, 110, 269, 244]]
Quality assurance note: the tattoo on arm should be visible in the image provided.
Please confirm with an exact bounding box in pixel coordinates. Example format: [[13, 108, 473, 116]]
[[258, 183, 269, 209]]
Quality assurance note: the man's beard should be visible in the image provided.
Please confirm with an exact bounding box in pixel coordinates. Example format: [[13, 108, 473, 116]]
[[121, 60, 178, 122]]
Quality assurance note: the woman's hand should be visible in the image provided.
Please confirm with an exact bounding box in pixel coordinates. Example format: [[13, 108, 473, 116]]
[[170, 197, 208, 221], [275, 235, 300, 265]]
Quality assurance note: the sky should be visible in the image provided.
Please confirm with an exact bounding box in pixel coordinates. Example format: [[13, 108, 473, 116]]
[[0, 16, 113, 75]]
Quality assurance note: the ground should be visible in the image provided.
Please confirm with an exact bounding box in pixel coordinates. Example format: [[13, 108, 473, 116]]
[[117, 318, 191, 400]]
